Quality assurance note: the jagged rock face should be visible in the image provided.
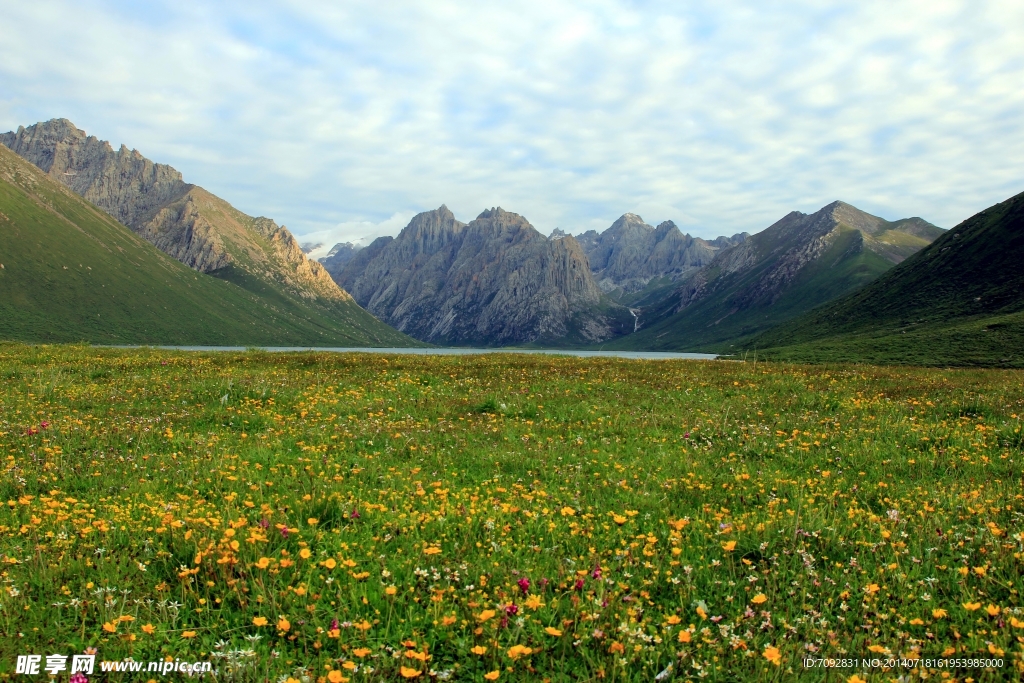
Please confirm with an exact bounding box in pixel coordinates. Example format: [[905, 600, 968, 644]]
[[333, 206, 615, 345], [671, 201, 943, 314], [2, 119, 352, 302], [576, 213, 741, 293], [318, 242, 361, 276]]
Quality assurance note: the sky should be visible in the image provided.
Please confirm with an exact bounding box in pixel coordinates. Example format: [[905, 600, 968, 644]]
[[2, 1, 1023, 252]]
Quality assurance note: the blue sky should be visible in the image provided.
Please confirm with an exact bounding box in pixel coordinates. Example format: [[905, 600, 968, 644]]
[[2, 1, 1023, 252]]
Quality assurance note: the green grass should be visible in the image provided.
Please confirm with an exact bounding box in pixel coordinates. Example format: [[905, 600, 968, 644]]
[[0, 145, 418, 347], [1, 344, 1022, 681]]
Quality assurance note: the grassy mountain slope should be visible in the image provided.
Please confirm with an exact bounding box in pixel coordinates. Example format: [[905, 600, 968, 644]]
[[604, 202, 942, 351], [0, 145, 417, 346], [749, 190, 1024, 366]]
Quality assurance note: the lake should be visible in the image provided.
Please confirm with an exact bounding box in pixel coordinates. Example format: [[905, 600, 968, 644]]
[[128, 346, 720, 361]]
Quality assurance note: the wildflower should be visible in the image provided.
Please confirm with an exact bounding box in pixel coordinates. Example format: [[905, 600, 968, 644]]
[[307, 517, 318, 526], [696, 606, 707, 620], [560, 507, 575, 516], [507, 644, 533, 659], [678, 630, 691, 643], [255, 557, 271, 569], [102, 622, 117, 633], [751, 594, 768, 605], [323, 558, 337, 569], [70, 674, 87, 683], [253, 617, 268, 626], [545, 627, 563, 636], [471, 646, 487, 655], [517, 577, 530, 594], [909, 618, 924, 625], [848, 676, 867, 683], [477, 609, 496, 622], [505, 604, 518, 616], [484, 672, 500, 681], [864, 584, 880, 594], [973, 566, 986, 577], [354, 620, 372, 631], [722, 541, 737, 552], [350, 509, 360, 519], [424, 546, 441, 555], [932, 608, 947, 619], [524, 595, 544, 610], [1010, 617, 1024, 628], [385, 586, 398, 596], [182, 631, 197, 638], [985, 604, 1000, 616], [609, 641, 625, 654], [762, 646, 781, 666], [613, 514, 627, 525], [867, 645, 886, 654], [299, 548, 312, 559], [665, 614, 682, 625], [962, 602, 981, 611], [327, 671, 346, 683], [142, 623, 156, 634], [277, 617, 290, 632], [399, 667, 421, 678]]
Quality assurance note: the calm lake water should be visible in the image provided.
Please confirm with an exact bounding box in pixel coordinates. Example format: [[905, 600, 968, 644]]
[[130, 346, 719, 361]]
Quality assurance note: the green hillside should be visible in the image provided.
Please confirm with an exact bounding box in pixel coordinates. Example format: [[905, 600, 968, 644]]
[[750, 190, 1024, 366], [0, 145, 418, 346], [603, 203, 941, 352]]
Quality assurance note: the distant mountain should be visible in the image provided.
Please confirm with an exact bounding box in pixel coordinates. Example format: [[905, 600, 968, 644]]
[[331, 206, 634, 346], [605, 201, 944, 351], [0, 144, 417, 346], [750, 191, 1024, 366], [319, 242, 363, 279], [574, 213, 747, 297], [300, 242, 324, 254], [1, 119, 357, 309]]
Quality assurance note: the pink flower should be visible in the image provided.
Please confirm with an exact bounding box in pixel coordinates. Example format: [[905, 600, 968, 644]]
[[517, 578, 530, 594], [70, 673, 88, 683]]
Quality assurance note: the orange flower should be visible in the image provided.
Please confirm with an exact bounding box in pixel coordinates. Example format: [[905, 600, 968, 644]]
[[477, 609, 496, 622], [398, 667, 421, 679], [545, 627, 563, 636], [484, 672, 500, 681], [507, 644, 533, 659], [299, 548, 312, 559], [721, 540, 736, 552], [182, 631, 197, 638], [864, 584, 880, 594], [442, 616, 457, 626], [353, 648, 372, 658], [665, 614, 681, 625], [751, 594, 768, 605], [253, 616, 268, 626], [385, 586, 398, 596], [102, 622, 117, 633], [609, 641, 625, 654], [524, 595, 544, 610], [323, 558, 337, 569], [277, 617, 291, 632], [762, 646, 781, 666], [327, 671, 347, 683], [354, 620, 372, 631], [471, 646, 487, 655], [985, 604, 1000, 616], [424, 546, 441, 555], [932, 608, 948, 619], [963, 602, 981, 611], [141, 623, 156, 634], [1010, 617, 1024, 628], [678, 630, 691, 644], [255, 557, 271, 569]]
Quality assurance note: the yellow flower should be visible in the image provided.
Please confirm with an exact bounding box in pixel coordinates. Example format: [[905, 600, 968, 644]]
[[399, 666, 421, 678], [678, 630, 691, 643], [985, 604, 1000, 616], [696, 606, 707, 620], [354, 620, 372, 631], [958, 566, 969, 576], [665, 614, 682, 625], [343, 662, 357, 670], [253, 616, 268, 626], [141, 623, 156, 634], [307, 517, 319, 526], [962, 602, 981, 611], [525, 595, 544, 610], [385, 586, 398, 596], [1010, 617, 1024, 628], [277, 617, 291, 632], [848, 675, 867, 683], [909, 618, 924, 625], [484, 672, 500, 681], [323, 558, 337, 569], [867, 645, 886, 654], [181, 631, 197, 638], [327, 671, 347, 683], [299, 548, 312, 559], [477, 609, 496, 622], [751, 594, 768, 605], [973, 566, 986, 577], [545, 627, 563, 636], [424, 546, 442, 555], [612, 514, 627, 525], [507, 644, 533, 659], [762, 646, 781, 666], [102, 622, 117, 633], [721, 540, 736, 552], [560, 507, 575, 516], [353, 648, 372, 657], [932, 608, 948, 619], [255, 557, 271, 569], [471, 646, 488, 655], [864, 584, 880, 594]]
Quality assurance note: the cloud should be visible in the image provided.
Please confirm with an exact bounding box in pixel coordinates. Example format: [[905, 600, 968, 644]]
[[1, 0, 1022, 241]]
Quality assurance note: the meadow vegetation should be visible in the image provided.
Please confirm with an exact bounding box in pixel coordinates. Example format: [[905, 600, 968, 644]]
[[0, 344, 1022, 681]]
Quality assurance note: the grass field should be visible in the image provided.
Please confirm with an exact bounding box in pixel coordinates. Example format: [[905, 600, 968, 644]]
[[0, 344, 1021, 681]]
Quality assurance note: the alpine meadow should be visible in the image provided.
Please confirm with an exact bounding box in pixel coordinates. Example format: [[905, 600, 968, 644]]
[[0, 345, 1021, 681]]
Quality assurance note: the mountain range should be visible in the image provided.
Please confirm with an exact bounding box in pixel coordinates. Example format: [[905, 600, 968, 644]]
[[0, 120, 417, 346]]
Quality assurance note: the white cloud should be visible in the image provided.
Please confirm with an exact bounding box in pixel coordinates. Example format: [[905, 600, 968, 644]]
[[1, 0, 1023, 241]]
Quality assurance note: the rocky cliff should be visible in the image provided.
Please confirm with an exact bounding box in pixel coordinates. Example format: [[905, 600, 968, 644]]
[[1, 119, 352, 302], [574, 213, 747, 294], [333, 206, 630, 345]]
